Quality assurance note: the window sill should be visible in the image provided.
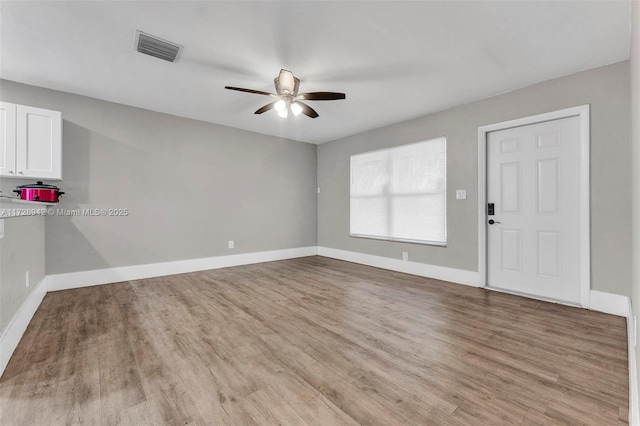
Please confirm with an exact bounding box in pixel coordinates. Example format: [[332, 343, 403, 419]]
[[350, 234, 447, 248]]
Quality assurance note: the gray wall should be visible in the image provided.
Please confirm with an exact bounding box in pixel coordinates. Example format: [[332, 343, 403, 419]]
[[630, 0, 640, 414], [0, 216, 45, 337], [0, 79, 317, 275], [318, 61, 631, 296]]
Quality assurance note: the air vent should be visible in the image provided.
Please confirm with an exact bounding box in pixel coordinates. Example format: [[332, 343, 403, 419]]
[[134, 30, 182, 63]]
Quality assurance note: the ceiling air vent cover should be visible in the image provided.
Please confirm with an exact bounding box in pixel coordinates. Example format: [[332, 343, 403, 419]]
[[134, 30, 182, 63]]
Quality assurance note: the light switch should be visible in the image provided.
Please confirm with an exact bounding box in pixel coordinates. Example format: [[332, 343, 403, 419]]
[[456, 190, 467, 200]]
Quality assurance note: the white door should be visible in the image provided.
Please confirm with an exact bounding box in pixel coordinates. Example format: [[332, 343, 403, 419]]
[[0, 102, 17, 177], [486, 116, 582, 304], [16, 105, 62, 179]]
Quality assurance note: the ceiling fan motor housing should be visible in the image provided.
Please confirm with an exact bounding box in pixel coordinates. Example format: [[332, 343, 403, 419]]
[[275, 69, 300, 96]]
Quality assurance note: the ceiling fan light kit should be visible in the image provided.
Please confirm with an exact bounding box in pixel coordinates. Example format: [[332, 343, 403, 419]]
[[225, 69, 345, 119], [290, 102, 303, 116]]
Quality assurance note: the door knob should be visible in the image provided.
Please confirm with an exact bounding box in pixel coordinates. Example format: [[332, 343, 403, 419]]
[[488, 219, 501, 225]]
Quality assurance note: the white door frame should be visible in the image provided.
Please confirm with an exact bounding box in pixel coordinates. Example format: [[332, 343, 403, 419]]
[[477, 105, 590, 307]]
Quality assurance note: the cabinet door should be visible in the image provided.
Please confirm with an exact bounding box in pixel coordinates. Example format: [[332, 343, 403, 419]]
[[0, 102, 17, 177], [16, 105, 62, 180]]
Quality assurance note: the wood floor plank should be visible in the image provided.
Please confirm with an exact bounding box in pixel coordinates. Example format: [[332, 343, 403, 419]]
[[254, 359, 360, 426], [125, 309, 204, 426], [0, 299, 51, 419], [450, 397, 528, 425], [47, 290, 101, 425], [1, 300, 76, 425], [242, 386, 309, 426], [0, 256, 629, 425], [49, 342, 101, 425], [520, 408, 561, 425]]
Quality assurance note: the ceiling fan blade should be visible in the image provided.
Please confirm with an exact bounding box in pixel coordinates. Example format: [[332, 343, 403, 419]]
[[225, 86, 276, 97], [254, 102, 278, 114], [295, 101, 319, 119], [297, 92, 346, 101]]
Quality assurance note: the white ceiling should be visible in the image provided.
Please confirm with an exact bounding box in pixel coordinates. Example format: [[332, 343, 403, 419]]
[[0, 1, 631, 144]]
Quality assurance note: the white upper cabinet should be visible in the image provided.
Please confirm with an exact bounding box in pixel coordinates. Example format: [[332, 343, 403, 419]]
[[0, 102, 17, 176], [16, 105, 62, 179], [0, 102, 62, 180]]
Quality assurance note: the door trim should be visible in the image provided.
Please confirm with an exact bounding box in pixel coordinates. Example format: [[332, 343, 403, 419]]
[[477, 105, 590, 307]]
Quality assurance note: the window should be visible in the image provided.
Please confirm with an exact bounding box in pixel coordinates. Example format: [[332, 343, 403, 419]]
[[350, 137, 447, 246]]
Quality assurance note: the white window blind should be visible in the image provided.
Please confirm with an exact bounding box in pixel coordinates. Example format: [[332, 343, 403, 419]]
[[350, 137, 447, 245]]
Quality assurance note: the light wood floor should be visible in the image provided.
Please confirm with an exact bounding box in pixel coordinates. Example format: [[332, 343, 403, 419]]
[[0, 256, 628, 425]]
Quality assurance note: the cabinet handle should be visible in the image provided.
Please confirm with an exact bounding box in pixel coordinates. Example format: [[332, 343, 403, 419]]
[[18, 171, 23, 175], [8, 170, 13, 174]]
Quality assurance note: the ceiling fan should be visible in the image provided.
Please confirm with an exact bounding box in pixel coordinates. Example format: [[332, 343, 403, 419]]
[[225, 69, 345, 119]]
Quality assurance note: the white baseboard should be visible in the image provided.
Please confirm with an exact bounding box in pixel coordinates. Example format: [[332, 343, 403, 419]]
[[589, 290, 629, 317], [0, 277, 47, 378], [317, 246, 481, 287], [628, 297, 639, 426], [48, 246, 319, 291]]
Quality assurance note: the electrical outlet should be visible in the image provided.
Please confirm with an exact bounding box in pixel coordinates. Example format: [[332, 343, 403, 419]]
[[402, 252, 408, 261], [456, 189, 467, 200], [25, 270, 29, 288], [228, 240, 234, 249], [317, 187, 321, 194]]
